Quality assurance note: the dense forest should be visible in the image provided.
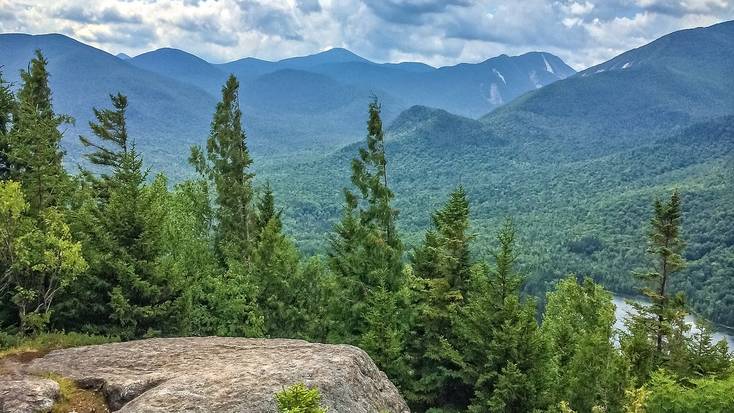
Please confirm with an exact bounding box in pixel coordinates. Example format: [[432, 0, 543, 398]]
[[1, 51, 733, 412]]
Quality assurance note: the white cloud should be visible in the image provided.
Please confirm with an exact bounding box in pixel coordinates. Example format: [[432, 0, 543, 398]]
[[0, 0, 732, 69]]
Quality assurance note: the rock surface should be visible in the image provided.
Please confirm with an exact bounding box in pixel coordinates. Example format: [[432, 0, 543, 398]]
[[0, 376, 59, 413], [1, 337, 410, 413]]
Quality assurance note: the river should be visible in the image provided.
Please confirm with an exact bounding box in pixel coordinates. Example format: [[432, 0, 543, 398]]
[[612, 296, 734, 349]]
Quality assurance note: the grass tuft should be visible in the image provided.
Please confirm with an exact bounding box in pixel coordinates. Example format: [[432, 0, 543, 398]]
[[0, 332, 118, 361]]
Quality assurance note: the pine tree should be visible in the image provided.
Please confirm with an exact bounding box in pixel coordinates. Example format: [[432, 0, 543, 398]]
[[251, 214, 300, 337], [407, 186, 474, 410], [622, 190, 688, 383], [432, 186, 472, 292], [102, 153, 170, 338], [190, 74, 254, 261], [360, 283, 409, 381], [276, 383, 328, 413], [8, 50, 71, 216], [457, 220, 550, 413]]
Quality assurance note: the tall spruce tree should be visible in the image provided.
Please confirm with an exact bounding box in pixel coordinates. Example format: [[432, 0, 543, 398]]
[[0, 69, 15, 180], [190, 74, 254, 261], [457, 220, 550, 413], [622, 190, 688, 383], [408, 186, 474, 410], [329, 97, 403, 338], [328, 97, 407, 386], [54, 93, 131, 332], [8, 50, 70, 216]]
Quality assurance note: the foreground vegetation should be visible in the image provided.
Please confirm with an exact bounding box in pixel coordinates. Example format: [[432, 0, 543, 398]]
[[1, 51, 732, 412]]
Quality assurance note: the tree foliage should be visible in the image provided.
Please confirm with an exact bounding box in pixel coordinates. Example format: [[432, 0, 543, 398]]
[[190, 74, 255, 260], [328, 98, 407, 378]]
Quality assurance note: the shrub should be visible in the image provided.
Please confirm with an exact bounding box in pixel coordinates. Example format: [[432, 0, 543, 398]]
[[276, 383, 328, 413]]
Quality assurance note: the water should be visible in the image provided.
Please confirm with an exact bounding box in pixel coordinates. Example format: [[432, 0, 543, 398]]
[[612, 295, 734, 349]]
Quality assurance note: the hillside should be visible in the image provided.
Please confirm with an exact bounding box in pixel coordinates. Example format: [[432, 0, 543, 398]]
[[130, 47, 228, 95], [260, 21, 734, 326], [482, 20, 734, 160]]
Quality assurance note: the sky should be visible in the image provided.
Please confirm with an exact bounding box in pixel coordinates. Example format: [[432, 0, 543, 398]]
[[1, 0, 733, 69]]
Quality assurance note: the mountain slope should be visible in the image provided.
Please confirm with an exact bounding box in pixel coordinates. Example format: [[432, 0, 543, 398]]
[[130, 48, 227, 94], [260, 21, 734, 326], [1, 34, 575, 162], [0, 33, 216, 178], [481, 20, 734, 159], [126, 44, 575, 120]]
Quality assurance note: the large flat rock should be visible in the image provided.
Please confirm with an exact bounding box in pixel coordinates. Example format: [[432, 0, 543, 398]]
[[2, 337, 410, 413]]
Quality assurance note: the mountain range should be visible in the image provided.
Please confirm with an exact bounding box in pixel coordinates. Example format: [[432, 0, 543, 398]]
[[0, 34, 573, 178], [1, 21, 733, 326]]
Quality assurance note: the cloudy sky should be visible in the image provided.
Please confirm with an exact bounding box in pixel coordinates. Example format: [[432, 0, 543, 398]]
[[1, 0, 732, 69]]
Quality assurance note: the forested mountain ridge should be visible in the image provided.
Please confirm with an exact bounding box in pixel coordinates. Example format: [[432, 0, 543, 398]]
[[0, 33, 573, 173], [261, 21, 734, 327]]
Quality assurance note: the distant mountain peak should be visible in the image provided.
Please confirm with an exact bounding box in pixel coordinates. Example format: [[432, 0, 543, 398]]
[[277, 47, 370, 67], [116, 53, 131, 60], [135, 47, 207, 61]]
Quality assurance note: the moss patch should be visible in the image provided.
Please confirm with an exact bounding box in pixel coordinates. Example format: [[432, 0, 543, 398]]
[[46, 373, 110, 413]]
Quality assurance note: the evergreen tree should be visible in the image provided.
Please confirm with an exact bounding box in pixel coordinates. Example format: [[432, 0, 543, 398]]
[[329, 97, 404, 340], [255, 182, 281, 240], [622, 190, 688, 383], [288, 256, 334, 342], [432, 186, 472, 292], [457, 220, 550, 413], [56, 95, 178, 338], [190, 75, 254, 260], [7, 50, 71, 216], [79, 93, 129, 176], [328, 97, 407, 387], [676, 321, 731, 378], [103, 169, 170, 338], [542, 276, 628, 412], [0, 69, 15, 180], [407, 186, 474, 410], [251, 214, 300, 337], [276, 383, 328, 413], [360, 283, 409, 383]]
